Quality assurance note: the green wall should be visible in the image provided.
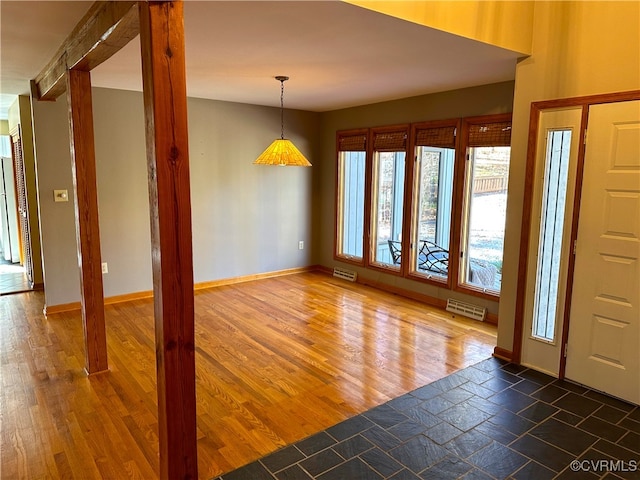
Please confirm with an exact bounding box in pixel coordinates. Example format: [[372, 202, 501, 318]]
[[315, 81, 515, 315]]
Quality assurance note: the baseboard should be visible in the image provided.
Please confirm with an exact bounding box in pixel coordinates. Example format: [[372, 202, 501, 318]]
[[44, 289, 155, 315], [44, 301, 82, 315], [492, 346, 513, 362], [357, 276, 448, 310], [315, 264, 333, 275], [42, 265, 497, 328], [43, 266, 319, 315], [485, 312, 498, 325], [194, 266, 316, 291], [351, 274, 498, 325], [105, 290, 154, 305]]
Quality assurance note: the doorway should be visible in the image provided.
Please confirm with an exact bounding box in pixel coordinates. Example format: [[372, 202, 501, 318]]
[[0, 133, 31, 295], [517, 93, 640, 405]]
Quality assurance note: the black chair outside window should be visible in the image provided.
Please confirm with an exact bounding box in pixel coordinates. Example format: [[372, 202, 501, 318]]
[[387, 239, 448, 275], [387, 239, 496, 287], [387, 240, 402, 265], [417, 240, 448, 274]]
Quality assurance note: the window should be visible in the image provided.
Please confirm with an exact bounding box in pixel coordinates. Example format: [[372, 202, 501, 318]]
[[336, 130, 367, 262], [409, 122, 457, 283], [370, 127, 408, 269], [459, 118, 512, 295], [532, 129, 572, 342], [334, 114, 511, 300]]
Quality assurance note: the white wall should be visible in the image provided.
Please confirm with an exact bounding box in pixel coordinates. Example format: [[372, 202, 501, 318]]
[[31, 87, 319, 308]]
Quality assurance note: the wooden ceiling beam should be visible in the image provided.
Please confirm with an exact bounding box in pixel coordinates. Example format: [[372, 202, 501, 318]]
[[33, 1, 139, 101]]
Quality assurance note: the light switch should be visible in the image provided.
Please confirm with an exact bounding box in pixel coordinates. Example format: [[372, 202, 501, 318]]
[[54, 189, 69, 202]]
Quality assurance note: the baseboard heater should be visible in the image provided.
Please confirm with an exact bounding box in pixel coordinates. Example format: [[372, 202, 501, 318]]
[[333, 267, 357, 282], [446, 298, 486, 321]]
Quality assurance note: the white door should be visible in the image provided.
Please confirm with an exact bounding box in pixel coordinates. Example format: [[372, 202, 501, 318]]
[[565, 100, 640, 404]]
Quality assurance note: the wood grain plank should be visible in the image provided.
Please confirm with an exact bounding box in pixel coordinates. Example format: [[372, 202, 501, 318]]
[[66, 69, 108, 374], [34, 1, 138, 100], [0, 272, 496, 479], [138, 1, 198, 478]]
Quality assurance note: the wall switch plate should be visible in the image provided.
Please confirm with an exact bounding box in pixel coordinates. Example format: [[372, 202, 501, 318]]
[[101, 262, 108, 274], [54, 189, 69, 202], [298, 241, 304, 250]]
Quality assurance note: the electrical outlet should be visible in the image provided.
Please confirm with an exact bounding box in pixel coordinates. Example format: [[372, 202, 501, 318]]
[[298, 241, 304, 250], [101, 262, 108, 274]]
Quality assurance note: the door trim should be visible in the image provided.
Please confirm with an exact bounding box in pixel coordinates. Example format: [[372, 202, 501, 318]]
[[512, 90, 640, 375], [556, 105, 588, 379]]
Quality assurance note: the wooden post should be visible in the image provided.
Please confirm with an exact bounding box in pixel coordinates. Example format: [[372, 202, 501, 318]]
[[66, 69, 108, 374], [138, 2, 198, 478]]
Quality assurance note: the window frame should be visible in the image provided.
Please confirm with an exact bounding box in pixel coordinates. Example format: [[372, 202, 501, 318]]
[[453, 113, 513, 301], [367, 124, 410, 276], [333, 113, 512, 302], [334, 128, 369, 267], [530, 127, 574, 344], [406, 119, 461, 289]]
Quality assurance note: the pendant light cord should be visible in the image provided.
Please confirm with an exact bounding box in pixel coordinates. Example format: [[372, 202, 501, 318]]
[[253, 75, 311, 166], [280, 78, 285, 140]]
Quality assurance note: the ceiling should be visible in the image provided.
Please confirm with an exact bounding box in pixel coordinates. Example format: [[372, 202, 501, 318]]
[[0, 1, 521, 119]]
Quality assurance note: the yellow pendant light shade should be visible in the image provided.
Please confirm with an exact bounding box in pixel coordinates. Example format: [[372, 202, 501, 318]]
[[254, 76, 312, 167], [254, 138, 311, 166]]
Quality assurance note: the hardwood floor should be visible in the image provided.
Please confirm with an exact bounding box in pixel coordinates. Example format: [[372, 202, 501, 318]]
[[0, 271, 496, 479], [0, 260, 31, 295]]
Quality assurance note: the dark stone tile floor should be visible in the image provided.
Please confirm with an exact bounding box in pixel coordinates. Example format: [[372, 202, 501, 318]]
[[214, 358, 640, 480]]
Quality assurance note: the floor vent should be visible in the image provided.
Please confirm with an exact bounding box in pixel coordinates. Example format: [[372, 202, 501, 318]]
[[333, 267, 357, 282], [446, 298, 486, 321]]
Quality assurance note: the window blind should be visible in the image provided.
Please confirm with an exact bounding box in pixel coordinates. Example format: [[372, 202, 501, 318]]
[[415, 126, 456, 148], [338, 133, 367, 152], [468, 121, 512, 147], [373, 131, 407, 151]]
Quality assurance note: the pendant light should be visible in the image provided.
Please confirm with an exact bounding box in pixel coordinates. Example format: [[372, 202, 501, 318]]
[[254, 76, 312, 166]]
